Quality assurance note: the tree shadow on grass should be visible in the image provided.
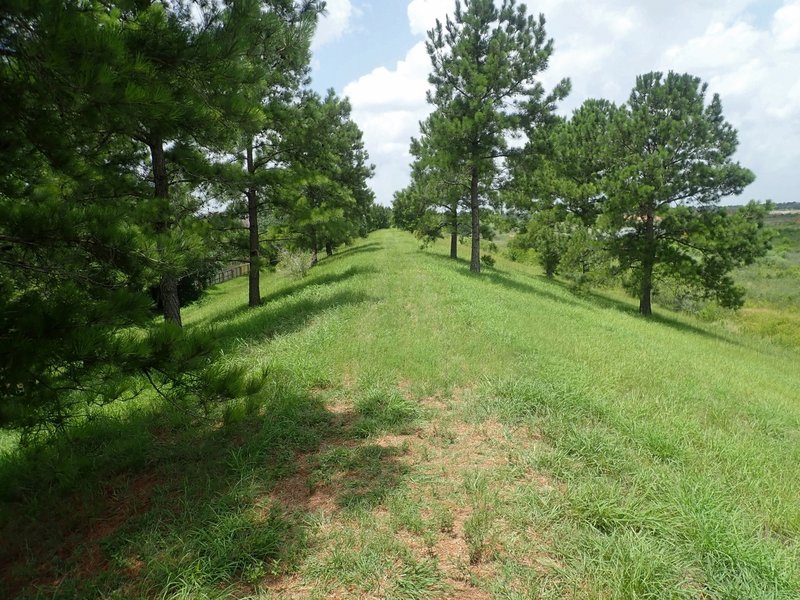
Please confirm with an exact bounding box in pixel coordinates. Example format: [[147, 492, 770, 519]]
[[195, 264, 377, 331], [0, 374, 417, 599], [426, 251, 741, 347], [263, 265, 378, 304], [321, 241, 384, 264], [425, 252, 584, 309], [540, 276, 744, 347], [200, 289, 373, 357]]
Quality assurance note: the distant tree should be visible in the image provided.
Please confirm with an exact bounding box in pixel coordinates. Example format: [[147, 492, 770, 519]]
[[392, 186, 424, 231], [509, 207, 568, 277], [541, 99, 618, 225], [425, 0, 569, 272], [508, 99, 617, 277], [603, 72, 768, 315], [399, 113, 471, 258], [366, 205, 393, 231], [274, 90, 375, 264]]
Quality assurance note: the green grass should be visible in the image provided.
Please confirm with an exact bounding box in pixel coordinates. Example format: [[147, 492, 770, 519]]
[[2, 229, 799, 598], [728, 214, 800, 348]]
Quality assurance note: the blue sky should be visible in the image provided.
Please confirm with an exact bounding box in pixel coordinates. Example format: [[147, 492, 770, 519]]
[[309, 0, 800, 207], [311, 2, 416, 93]]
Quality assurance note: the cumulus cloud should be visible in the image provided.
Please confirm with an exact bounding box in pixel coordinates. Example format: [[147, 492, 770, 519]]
[[773, 1, 800, 51], [407, 0, 455, 35], [343, 42, 431, 110], [344, 42, 434, 205], [663, 22, 764, 71], [344, 0, 800, 205], [312, 0, 353, 50], [658, 4, 800, 190]]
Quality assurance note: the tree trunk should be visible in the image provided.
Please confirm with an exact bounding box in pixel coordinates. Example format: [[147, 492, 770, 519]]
[[639, 212, 655, 316], [246, 143, 261, 307], [160, 273, 182, 326], [450, 203, 458, 259], [310, 230, 318, 266], [149, 136, 182, 327], [469, 166, 480, 273], [639, 258, 653, 316], [325, 241, 333, 257]]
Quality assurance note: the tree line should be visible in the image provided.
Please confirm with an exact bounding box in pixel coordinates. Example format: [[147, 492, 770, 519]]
[[394, 0, 771, 316], [0, 0, 383, 435]]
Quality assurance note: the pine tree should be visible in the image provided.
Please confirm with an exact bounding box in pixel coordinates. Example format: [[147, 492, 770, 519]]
[[425, 0, 569, 272], [234, 1, 321, 306], [403, 112, 470, 259], [113, 0, 285, 324], [605, 72, 766, 315], [274, 90, 375, 264], [0, 0, 306, 432], [0, 0, 166, 430], [516, 74, 771, 314], [507, 100, 616, 277]]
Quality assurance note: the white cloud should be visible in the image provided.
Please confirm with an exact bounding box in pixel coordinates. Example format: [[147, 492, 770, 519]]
[[344, 42, 434, 205], [663, 21, 764, 71], [773, 1, 800, 51], [343, 42, 431, 110], [407, 0, 455, 35], [312, 0, 353, 50], [656, 7, 800, 198]]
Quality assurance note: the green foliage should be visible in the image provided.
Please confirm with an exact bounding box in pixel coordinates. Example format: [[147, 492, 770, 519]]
[[603, 72, 765, 313], [558, 225, 613, 290], [516, 72, 770, 314], [509, 99, 617, 225], [272, 90, 376, 260], [0, 0, 376, 432], [424, 0, 569, 271], [366, 204, 393, 231], [510, 209, 568, 277], [393, 113, 471, 257], [510, 210, 611, 287]]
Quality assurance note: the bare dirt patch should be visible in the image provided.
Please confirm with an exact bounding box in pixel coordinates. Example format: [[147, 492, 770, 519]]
[[262, 391, 557, 598]]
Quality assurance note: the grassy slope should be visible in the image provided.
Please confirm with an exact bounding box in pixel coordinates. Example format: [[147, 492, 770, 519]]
[[2, 229, 799, 599]]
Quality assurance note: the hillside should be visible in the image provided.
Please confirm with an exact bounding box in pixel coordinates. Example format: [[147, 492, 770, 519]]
[[2, 229, 800, 598]]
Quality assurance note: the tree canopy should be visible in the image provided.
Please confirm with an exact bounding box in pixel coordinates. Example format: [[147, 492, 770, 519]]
[[0, 0, 377, 434], [508, 71, 770, 314], [423, 0, 569, 272], [604, 72, 766, 314]]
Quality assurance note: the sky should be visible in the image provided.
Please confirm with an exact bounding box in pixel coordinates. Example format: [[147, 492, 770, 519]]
[[309, 0, 800, 207]]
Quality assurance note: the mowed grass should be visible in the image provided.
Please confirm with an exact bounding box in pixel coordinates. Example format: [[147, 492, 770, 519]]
[[1, 229, 799, 598]]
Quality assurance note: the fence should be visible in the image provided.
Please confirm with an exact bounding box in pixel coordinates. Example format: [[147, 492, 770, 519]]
[[212, 261, 250, 285]]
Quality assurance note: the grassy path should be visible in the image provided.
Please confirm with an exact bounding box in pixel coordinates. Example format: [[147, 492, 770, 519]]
[[2, 229, 799, 598]]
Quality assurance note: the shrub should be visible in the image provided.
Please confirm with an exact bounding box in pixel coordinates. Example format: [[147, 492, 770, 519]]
[[277, 248, 312, 278]]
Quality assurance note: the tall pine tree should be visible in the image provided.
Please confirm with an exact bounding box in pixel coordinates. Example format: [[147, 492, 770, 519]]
[[606, 72, 765, 315], [424, 0, 568, 272]]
